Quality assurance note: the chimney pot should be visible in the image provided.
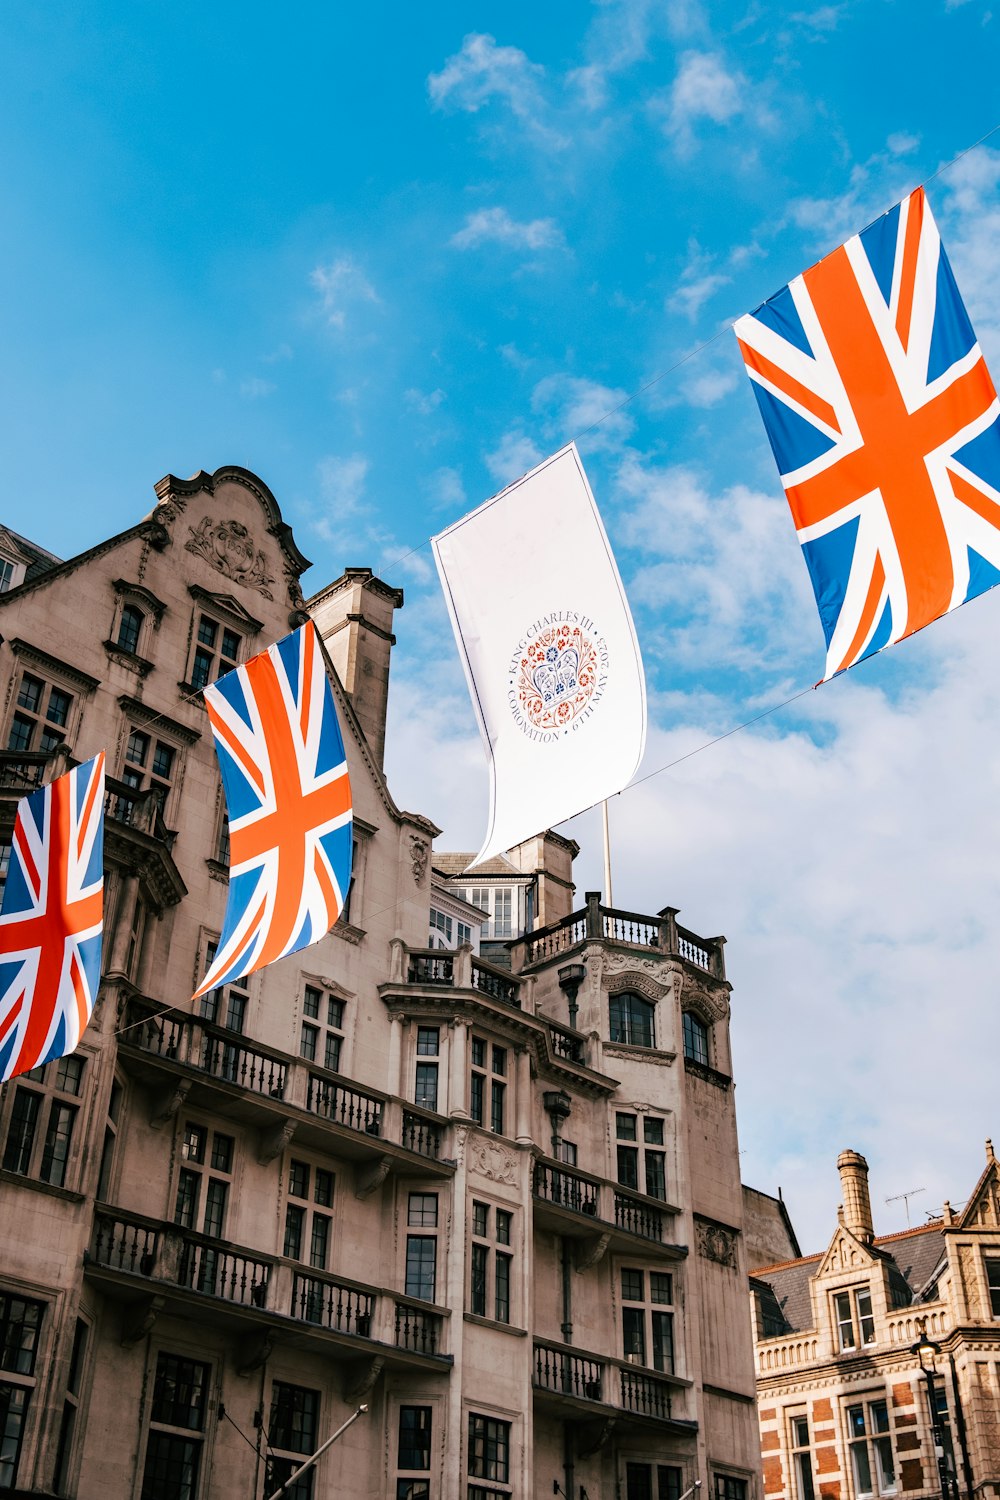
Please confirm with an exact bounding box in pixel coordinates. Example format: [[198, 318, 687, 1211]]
[[837, 1149, 874, 1241]]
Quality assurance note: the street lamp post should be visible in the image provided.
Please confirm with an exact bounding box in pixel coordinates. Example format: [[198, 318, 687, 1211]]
[[910, 1325, 954, 1500]]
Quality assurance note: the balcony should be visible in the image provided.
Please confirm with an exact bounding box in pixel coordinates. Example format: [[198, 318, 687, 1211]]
[[104, 775, 177, 849], [117, 998, 453, 1178], [405, 949, 521, 1009], [0, 750, 57, 793], [533, 1340, 695, 1434], [512, 893, 726, 981], [87, 1206, 451, 1370], [532, 1159, 685, 1259]]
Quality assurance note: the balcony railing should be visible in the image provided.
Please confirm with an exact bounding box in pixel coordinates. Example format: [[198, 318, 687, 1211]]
[[179, 1237, 270, 1307], [401, 1109, 442, 1159], [292, 1272, 374, 1335], [0, 751, 55, 791], [103, 774, 176, 847], [89, 1208, 449, 1361], [307, 1076, 383, 1136], [516, 894, 725, 979], [620, 1365, 673, 1420], [614, 1191, 664, 1243], [200, 1034, 287, 1098], [547, 1021, 586, 1065], [394, 1302, 442, 1356], [534, 1342, 604, 1402], [120, 1000, 450, 1167], [470, 960, 520, 1009], [407, 950, 454, 986], [534, 1161, 599, 1216]]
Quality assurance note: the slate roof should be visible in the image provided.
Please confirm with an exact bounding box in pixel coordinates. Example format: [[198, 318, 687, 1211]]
[[0, 526, 61, 584], [751, 1221, 947, 1336], [432, 853, 524, 879]]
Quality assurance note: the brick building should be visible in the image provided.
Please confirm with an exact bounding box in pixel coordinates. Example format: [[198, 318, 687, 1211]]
[[750, 1146, 1000, 1500]]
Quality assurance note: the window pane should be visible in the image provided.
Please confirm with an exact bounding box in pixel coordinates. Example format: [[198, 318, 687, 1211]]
[[986, 1257, 1000, 1316], [300, 1024, 317, 1061], [55, 1055, 85, 1095], [303, 987, 321, 1019], [284, 1205, 304, 1260], [414, 1063, 438, 1110], [472, 1202, 488, 1238], [324, 1033, 342, 1072], [310, 1215, 330, 1270], [314, 1169, 334, 1207], [398, 1405, 432, 1470], [650, 1273, 673, 1305], [408, 1193, 438, 1228], [210, 1134, 233, 1172], [416, 1027, 439, 1056], [126, 729, 149, 766], [197, 617, 218, 647], [0, 1295, 43, 1375], [270, 1382, 318, 1454], [496, 1210, 512, 1246], [621, 1269, 644, 1301], [405, 1237, 436, 1301], [643, 1117, 664, 1144], [203, 1179, 227, 1238], [495, 1252, 511, 1323], [471, 1243, 488, 1316], [682, 1010, 708, 1064], [469, 1073, 484, 1125], [151, 1354, 209, 1429], [7, 714, 34, 752], [289, 1161, 310, 1198], [626, 1465, 653, 1500], [174, 1169, 199, 1228], [651, 1310, 674, 1371], [46, 689, 72, 727], [40, 1102, 77, 1186], [221, 628, 241, 661], [140, 1430, 200, 1500], [616, 1113, 638, 1141], [490, 1081, 505, 1135], [623, 1306, 646, 1362], [617, 1145, 639, 1190], [152, 742, 174, 781], [118, 605, 143, 653], [645, 1151, 667, 1201], [2, 1089, 40, 1174], [16, 676, 42, 713]]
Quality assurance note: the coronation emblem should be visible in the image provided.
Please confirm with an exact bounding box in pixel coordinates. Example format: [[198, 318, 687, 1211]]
[[510, 618, 605, 735]]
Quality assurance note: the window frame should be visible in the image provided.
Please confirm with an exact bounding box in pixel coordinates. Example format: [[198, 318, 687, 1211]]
[[609, 991, 656, 1049], [469, 1199, 515, 1326], [845, 1397, 896, 1499], [138, 1348, 213, 1500], [405, 1190, 439, 1303], [5, 667, 77, 757], [283, 1156, 336, 1271], [620, 1265, 676, 1374], [467, 1410, 512, 1496], [265, 1379, 320, 1500], [0, 1055, 88, 1189], [0, 1290, 46, 1491], [395, 1403, 434, 1499], [682, 1010, 710, 1066]]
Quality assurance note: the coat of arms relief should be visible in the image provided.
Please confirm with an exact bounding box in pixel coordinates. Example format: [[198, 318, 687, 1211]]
[[186, 517, 276, 599]]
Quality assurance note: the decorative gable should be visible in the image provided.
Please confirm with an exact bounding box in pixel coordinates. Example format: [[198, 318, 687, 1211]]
[[958, 1145, 1000, 1230], [816, 1224, 877, 1279]]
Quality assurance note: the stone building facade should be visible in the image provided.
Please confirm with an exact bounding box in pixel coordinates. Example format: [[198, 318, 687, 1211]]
[[0, 466, 761, 1499], [750, 1147, 1000, 1500]]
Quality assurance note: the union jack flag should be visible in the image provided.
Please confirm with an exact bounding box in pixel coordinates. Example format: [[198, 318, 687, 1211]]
[[735, 187, 1000, 679], [0, 754, 105, 1083], [194, 621, 352, 998]]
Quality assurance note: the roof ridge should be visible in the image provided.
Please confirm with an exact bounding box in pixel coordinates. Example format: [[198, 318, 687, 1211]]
[[749, 1252, 823, 1275]]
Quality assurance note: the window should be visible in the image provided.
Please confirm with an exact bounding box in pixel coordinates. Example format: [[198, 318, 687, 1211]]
[[834, 1286, 876, 1352], [121, 727, 177, 807], [7, 672, 74, 754], [470, 1201, 514, 1324], [139, 1352, 210, 1500], [456, 885, 517, 941], [610, 992, 655, 1049], [406, 1192, 438, 1302], [985, 1256, 1000, 1317], [414, 1028, 440, 1111], [174, 1122, 235, 1294], [467, 1412, 510, 1497], [116, 603, 145, 655], [266, 1382, 319, 1500], [300, 984, 345, 1072], [97, 1078, 124, 1202], [682, 1010, 709, 1065], [1, 1055, 86, 1187], [198, 943, 250, 1082], [791, 1414, 815, 1500], [846, 1399, 896, 1497], [470, 1037, 506, 1135], [0, 559, 15, 593], [429, 908, 453, 948], [396, 1405, 432, 1499], [0, 1293, 44, 1490], [53, 1316, 89, 1493], [626, 1465, 682, 1500], [714, 1479, 748, 1500], [621, 1268, 675, 1373], [284, 1159, 334, 1271], [190, 615, 241, 691], [616, 1114, 668, 1200]]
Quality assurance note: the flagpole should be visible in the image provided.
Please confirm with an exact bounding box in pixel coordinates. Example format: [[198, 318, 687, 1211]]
[[264, 1405, 368, 1500], [602, 799, 613, 907]]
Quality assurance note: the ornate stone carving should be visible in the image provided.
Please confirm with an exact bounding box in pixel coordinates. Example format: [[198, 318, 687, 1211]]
[[681, 976, 729, 1023], [186, 517, 275, 598], [408, 835, 429, 886], [121, 1295, 164, 1349], [697, 1218, 739, 1269], [149, 1078, 191, 1130], [575, 1231, 612, 1272], [344, 1355, 385, 1404], [602, 955, 673, 1001], [237, 1329, 275, 1376], [257, 1118, 296, 1166], [354, 1156, 392, 1200], [470, 1139, 517, 1185], [959, 1244, 984, 1320]]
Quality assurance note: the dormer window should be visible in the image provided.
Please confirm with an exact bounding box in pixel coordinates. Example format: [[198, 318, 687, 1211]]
[[834, 1286, 876, 1350], [0, 557, 21, 593]]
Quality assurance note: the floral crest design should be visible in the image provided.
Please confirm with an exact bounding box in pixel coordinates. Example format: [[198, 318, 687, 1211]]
[[514, 623, 598, 731]]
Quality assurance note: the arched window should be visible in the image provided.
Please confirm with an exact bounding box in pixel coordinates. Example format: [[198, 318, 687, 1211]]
[[609, 991, 655, 1049], [116, 603, 145, 655], [682, 1011, 709, 1066]]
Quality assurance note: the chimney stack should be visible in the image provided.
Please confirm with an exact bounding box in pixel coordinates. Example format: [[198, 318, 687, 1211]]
[[309, 569, 403, 769], [837, 1149, 874, 1242]]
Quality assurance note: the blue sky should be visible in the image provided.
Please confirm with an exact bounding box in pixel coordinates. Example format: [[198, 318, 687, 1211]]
[[5, 0, 1000, 1246]]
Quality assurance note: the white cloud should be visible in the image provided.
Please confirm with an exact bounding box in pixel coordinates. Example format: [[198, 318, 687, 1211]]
[[679, 367, 739, 407], [661, 50, 747, 153], [425, 465, 466, 511], [788, 5, 844, 34], [310, 256, 380, 329], [428, 33, 568, 149], [530, 373, 635, 450], [887, 131, 920, 156], [484, 429, 544, 485], [451, 208, 566, 252], [669, 269, 731, 320], [404, 387, 447, 416]]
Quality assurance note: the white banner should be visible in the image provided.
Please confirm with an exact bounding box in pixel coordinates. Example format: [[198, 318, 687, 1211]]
[[432, 443, 646, 866]]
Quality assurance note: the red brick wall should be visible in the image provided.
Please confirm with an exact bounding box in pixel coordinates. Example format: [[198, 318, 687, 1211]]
[[762, 1455, 784, 1495]]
